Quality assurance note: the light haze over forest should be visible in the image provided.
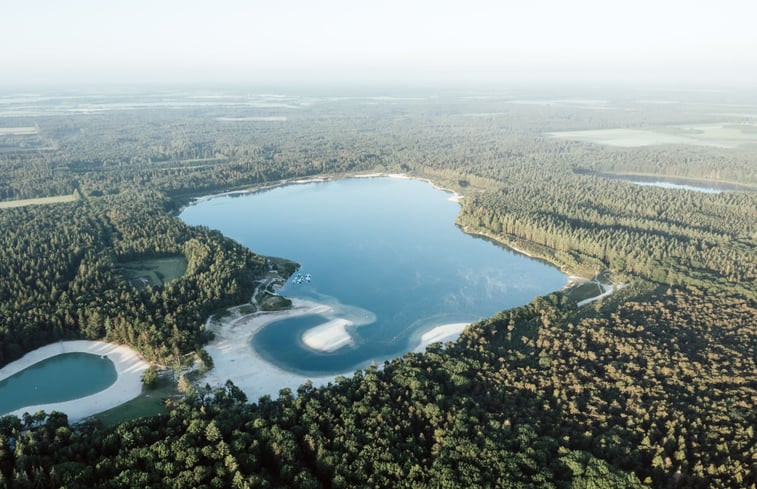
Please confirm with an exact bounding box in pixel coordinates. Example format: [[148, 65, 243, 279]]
[[2, 0, 756, 86]]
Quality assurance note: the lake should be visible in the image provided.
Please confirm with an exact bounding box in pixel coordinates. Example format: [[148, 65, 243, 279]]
[[180, 177, 567, 375], [0, 353, 117, 415], [629, 180, 722, 194], [611, 174, 747, 193], [574, 169, 751, 194]]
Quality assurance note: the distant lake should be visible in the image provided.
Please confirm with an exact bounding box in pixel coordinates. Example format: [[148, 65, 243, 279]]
[[180, 177, 567, 375], [611, 175, 749, 193], [575, 169, 752, 194], [0, 353, 117, 414], [629, 180, 722, 194]]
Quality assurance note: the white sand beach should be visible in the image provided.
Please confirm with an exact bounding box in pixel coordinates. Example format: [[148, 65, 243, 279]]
[[413, 323, 469, 352], [201, 299, 354, 402], [202, 298, 473, 401], [355, 172, 463, 203], [447, 192, 463, 203], [302, 318, 355, 352], [0, 340, 149, 422]]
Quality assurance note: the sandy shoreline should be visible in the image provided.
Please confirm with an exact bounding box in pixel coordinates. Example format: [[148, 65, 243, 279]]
[[180, 172, 464, 214], [201, 298, 353, 401], [202, 300, 473, 401], [354, 172, 463, 203], [0, 340, 149, 422], [413, 323, 469, 352], [302, 318, 355, 352]]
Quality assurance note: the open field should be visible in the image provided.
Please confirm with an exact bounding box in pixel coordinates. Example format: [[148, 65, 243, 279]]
[[216, 116, 287, 122], [0, 127, 38, 135], [118, 255, 187, 288], [0, 193, 78, 209], [548, 122, 757, 148]]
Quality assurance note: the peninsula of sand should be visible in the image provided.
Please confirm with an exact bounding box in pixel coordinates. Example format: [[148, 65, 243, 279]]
[[200, 298, 470, 402], [200, 277, 625, 402], [0, 340, 150, 422]]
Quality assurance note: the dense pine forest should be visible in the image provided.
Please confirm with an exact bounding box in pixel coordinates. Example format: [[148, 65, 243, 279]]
[[0, 88, 755, 488], [0, 191, 266, 367]]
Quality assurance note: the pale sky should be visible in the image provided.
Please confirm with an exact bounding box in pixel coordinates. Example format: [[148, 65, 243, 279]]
[[2, 0, 756, 86]]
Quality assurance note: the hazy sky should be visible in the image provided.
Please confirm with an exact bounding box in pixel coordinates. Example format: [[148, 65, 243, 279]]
[[2, 0, 756, 86]]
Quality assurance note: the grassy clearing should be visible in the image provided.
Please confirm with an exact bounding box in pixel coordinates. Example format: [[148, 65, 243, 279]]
[[0, 193, 78, 209], [91, 375, 181, 429], [564, 281, 604, 303], [259, 295, 292, 311], [118, 255, 187, 288]]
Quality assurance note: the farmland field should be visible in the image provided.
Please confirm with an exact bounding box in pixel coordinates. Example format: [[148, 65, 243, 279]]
[[548, 122, 757, 148], [0, 193, 77, 209], [0, 127, 37, 136]]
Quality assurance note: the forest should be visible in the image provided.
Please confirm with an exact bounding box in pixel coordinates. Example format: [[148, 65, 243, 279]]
[[0, 88, 754, 488], [0, 190, 266, 367]]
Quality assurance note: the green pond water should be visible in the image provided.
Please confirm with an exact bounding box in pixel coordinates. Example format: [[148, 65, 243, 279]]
[[180, 177, 568, 375], [0, 352, 117, 414]]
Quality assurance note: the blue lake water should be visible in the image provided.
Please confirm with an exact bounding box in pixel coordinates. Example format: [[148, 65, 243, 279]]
[[630, 180, 722, 194], [180, 177, 567, 374], [0, 353, 117, 414]]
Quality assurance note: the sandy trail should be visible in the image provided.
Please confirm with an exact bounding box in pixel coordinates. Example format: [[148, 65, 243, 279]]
[[577, 282, 629, 306]]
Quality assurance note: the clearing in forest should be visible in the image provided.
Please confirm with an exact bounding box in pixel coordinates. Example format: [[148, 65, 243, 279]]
[[0, 193, 78, 209], [117, 256, 188, 289]]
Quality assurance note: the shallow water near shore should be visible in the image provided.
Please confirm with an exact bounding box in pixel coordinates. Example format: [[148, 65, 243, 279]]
[[180, 177, 567, 375]]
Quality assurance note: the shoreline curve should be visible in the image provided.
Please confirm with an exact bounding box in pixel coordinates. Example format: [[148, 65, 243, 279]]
[[201, 298, 355, 401], [0, 340, 149, 422], [204, 300, 472, 402]]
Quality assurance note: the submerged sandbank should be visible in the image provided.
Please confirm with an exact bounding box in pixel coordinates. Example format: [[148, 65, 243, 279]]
[[203, 301, 473, 401], [301, 318, 355, 352], [201, 299, 353, 401], [0, 340, 149, 422]]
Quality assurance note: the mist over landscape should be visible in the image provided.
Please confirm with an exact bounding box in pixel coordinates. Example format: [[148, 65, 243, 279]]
[[0, 2, 755, 488]]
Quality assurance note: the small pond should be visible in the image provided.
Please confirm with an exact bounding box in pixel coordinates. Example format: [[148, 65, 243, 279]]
[[0, 353, 117, 415]]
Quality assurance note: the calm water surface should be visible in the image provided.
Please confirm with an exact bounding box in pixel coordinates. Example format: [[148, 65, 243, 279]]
[[180, 178, 567, 374], [0, 353, 117, 414], [630, 180, 722, 194]]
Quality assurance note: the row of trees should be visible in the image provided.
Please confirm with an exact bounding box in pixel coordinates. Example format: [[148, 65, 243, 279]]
[[457, 176, 756, 295]]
